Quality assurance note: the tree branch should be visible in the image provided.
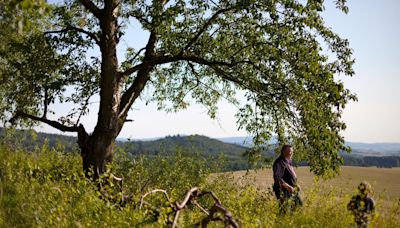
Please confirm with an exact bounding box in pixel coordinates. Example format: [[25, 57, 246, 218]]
[[43, 88, 49, 118], [10, 110, 86, 134], [69, 25, 101, 45], [45, 25, 101, 46], [121, 45, 255, 78], [118, 31, 158, 122], [188, 62, 240, 108], [120, 63, 142, 77], [119, 47, 146, 77], [79, 0, 102, 19], [181, 56, 244, 85], [181, 7, 235, 54]]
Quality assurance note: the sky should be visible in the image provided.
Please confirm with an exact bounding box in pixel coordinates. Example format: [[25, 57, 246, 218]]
[[322, 0, 400, 143], [38, 0, 400, 143]]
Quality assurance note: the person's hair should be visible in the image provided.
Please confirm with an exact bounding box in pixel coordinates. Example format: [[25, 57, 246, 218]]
[[281, 144, 292, 155], [358, 181, 372, 194]]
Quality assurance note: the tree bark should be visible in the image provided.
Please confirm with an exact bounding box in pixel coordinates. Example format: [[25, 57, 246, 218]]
[[79, 131, 115, 178]]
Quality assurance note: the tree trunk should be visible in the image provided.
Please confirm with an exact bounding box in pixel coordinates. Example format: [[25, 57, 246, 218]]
[[79, 129, 116, 178], [79, 0, 120, 178], [76, 0, 154, 178]]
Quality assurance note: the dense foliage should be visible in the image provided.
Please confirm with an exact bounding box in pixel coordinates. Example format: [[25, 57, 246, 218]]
[[0, 0, 357, 176], [1, 143, 399, 227]]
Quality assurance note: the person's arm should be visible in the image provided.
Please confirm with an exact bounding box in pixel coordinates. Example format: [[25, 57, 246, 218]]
[[347, 197, 355, 211], [281, 182, 294, 194], [369, 197, 375, 213]]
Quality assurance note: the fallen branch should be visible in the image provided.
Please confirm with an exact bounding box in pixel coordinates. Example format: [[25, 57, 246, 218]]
[[139, 189, 172, 209], [140, 187, 239, 228]]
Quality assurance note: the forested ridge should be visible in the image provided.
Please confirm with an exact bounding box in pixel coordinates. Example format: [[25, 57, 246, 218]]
[[1, 128, 398, 169]]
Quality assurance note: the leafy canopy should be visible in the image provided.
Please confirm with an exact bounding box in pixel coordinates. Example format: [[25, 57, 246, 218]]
[[0, 0, 356, 176]]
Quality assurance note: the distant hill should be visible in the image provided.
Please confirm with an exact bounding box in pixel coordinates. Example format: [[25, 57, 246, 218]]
[[122, 134, 247, 157], [218, 136, 400, 156], [118, 135, 256, 171], [216, 136, 253, 147], [1, 128, 399, 169], [345, 142, 400, 156]]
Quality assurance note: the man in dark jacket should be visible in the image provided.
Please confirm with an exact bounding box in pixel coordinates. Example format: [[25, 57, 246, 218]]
[[272, 145, 302, 213]]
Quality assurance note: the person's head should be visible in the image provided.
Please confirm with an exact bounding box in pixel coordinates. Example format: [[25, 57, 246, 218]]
[[281, 145, 293, 160], [358, 181, 372, 196]]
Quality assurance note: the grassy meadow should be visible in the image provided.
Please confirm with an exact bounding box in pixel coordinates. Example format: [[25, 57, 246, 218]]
[[1, 142, 399, 227], [230, 166, 400, 199], [225, 166, 400, 227]]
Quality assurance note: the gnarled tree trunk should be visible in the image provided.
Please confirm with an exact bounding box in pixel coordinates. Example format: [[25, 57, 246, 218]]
[[79, 130, 116, 177]]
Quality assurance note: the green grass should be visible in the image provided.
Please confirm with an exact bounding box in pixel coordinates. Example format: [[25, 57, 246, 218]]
[[1, 143, 399, 227]]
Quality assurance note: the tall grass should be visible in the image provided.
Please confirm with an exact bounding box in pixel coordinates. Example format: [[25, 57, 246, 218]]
[[0, 142, 399, 227]]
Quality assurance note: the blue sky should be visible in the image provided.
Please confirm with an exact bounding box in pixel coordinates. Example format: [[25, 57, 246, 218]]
[[39, 0, 400, 143], [322, 0, 400, 143]]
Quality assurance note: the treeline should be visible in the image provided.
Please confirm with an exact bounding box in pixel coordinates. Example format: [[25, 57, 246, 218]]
[[0, 128, 78, 152], [1, 128, 399, 170], [343, 155, 400, 168]]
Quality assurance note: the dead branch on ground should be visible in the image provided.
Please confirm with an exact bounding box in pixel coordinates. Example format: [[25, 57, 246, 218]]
[[140, 187, 239, 228]]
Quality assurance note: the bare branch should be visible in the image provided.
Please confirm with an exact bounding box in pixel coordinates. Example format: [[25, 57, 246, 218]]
[[192, 200, 209, 215], [160, 54, 239, 69], [171, 187, 199, 228], [173, 188, 238, 228], [197, 203, 239, 228], [175, 187, 199, 210], [198, 190, 222, 205], [117, 66, 151, 125], [10, 111, 88, 135], [172, 210, 180, 228], [139, 187, 238, 228], [139, 189, 172, 209], [195, 191, 238, 228], [79, 0, 102, 19]]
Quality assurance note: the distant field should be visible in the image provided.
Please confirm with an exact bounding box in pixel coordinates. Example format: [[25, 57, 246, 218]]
[[228, 166, 400, 199]]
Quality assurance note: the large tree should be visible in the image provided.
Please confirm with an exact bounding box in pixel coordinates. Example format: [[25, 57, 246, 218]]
[[1, 0, 356, 177]]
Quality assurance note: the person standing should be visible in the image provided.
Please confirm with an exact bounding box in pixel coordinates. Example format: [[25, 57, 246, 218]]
[[272, 144, 302, 213], [347, 181, 375, 227]]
